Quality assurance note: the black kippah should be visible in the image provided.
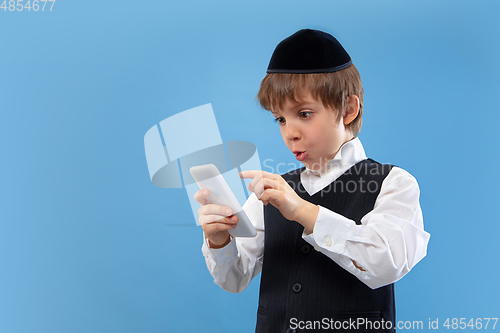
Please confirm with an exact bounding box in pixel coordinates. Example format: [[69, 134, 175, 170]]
[[267, 29, 352, 74]]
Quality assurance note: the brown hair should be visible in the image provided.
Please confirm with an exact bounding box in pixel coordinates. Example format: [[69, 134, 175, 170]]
[[257, 64, 364, 136]]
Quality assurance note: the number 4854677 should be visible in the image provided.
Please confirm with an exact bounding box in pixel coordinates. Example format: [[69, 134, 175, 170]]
[[1, 0, 56, 11]]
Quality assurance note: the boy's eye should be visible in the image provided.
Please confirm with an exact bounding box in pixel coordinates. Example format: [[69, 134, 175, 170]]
[[299, 111, 312, 118], [274, 117, 286, 125]]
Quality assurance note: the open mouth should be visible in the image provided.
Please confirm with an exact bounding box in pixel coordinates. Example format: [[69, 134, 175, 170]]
[[293, 151, 307, 161]]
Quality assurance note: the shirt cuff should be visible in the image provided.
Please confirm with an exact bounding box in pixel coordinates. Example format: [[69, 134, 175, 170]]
[[302, 205, 352, 255], [202, 234, 238, 264]]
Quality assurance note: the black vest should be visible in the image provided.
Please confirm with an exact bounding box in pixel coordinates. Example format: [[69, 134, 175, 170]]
[[256, 159, 395, 333]]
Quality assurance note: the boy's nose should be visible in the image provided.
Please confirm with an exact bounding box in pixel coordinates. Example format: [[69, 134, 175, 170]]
[[284, 123, 301, 141]]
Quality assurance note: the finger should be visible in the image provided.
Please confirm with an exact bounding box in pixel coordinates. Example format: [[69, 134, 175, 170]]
[[245, 170, 273, 193], [239, 170, 274, 180], [194, 189, 210, 204], [198, 204, 233, 217], [247, 171, 264, 193], [259, 188, 280, 206], [253, 178, 279, 199], [201, 220, 238, 235], [199, 214, 238, 225]]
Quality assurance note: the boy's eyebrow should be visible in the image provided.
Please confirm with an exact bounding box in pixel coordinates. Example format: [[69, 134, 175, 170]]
[[270, 101, 318, 115]]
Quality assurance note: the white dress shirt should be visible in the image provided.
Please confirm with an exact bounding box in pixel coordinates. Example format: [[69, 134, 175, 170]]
[[201, 138, 430, 291]]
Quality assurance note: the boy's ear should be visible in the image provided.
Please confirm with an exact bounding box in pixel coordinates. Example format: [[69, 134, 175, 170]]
[[343, 95, 359, 126]]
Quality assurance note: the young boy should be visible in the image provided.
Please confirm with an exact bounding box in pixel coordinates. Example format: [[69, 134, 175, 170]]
[[195, 29, 430, 332]]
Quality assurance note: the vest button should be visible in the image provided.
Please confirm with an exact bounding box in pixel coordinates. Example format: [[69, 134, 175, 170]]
[[287, 329, 297, 333], [301, 244, 310, 254], [292, 283, 302, 293]]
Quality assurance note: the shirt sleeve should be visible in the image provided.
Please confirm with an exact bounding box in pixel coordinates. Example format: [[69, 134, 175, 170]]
[[201, 193, 265, 293], [302, 167, 430, 289]]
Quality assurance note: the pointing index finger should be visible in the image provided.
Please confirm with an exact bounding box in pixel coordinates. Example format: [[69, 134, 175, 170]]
[[240, 170, 278, 182], [239, 170, 265, 179]]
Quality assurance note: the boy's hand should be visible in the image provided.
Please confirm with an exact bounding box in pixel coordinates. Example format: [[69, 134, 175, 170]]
[[194, 189, 237, 248], [240, 170, 319, 234]]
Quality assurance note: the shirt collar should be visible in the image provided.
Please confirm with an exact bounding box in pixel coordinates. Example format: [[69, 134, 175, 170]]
[[302, 137, 367, 178]]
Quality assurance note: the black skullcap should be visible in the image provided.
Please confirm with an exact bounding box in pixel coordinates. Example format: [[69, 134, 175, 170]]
[[267, 29, 352, 74]]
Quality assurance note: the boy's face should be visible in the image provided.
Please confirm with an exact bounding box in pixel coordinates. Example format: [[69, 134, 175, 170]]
[[272, 93, 353, 171]]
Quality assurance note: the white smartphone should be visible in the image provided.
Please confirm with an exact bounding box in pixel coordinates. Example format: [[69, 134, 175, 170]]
[[189, 164, 257, 238]]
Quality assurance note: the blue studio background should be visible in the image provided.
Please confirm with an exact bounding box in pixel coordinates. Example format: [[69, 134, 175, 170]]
[[1, 1, 499, 332]]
